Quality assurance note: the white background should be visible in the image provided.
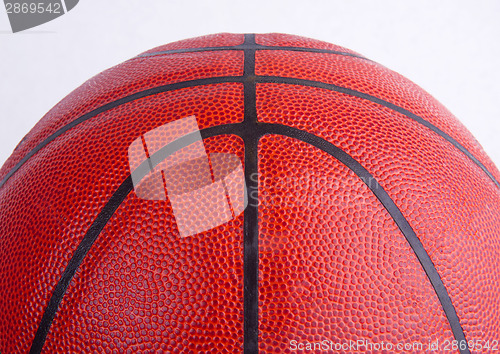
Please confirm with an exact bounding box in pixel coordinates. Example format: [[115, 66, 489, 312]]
[[0, 0, 499, 167]]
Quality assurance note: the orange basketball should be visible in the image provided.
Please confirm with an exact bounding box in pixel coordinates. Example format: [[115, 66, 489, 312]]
[[1, 33, 499, 353]]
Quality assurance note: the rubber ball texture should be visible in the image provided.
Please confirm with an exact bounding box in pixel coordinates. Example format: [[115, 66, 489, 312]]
[[0, 33, 499, 354]]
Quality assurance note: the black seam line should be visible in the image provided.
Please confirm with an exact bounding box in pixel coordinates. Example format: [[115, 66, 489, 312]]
[[3, 74, 497, 194], [0, 76, 243, 189], [28, 122, 469, 354], [257, 123, 470, 354], [136, 45, 367, 60], [28, 124, 243, 354], [29, 121, 470, 354], [242, 33, 259, 354], [256, 76, 500, 190]]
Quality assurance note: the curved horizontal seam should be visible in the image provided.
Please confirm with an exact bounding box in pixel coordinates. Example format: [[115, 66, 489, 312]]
[[135, 44, 368, 60], [28, 124, 243, 354], [30, 122, 469, 353], [0, 76, 244, 189], [4, 75, 497, 193], [258, 123, 470, 353], [256, 76, 500, 190]]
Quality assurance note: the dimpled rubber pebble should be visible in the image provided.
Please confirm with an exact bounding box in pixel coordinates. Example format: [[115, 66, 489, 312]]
[[258, 135, 454, 352], [0, 50, 243, 183], [257, 83, 500, 343], [42, 135, 245, 353], [255, 50, 500, 182], [1, 33, 500, 354], [140, 33, 244, 55], [255, 33, 362, 56], [0, 83, 243, 353]]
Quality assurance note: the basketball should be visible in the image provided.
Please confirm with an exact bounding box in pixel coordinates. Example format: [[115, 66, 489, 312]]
[[1, 33, 499, 353]]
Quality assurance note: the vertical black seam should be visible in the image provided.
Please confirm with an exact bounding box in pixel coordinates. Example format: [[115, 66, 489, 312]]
[[22, 31, 472, 352], [27, 122, 470, 354], [242, 33, 259, 354]]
